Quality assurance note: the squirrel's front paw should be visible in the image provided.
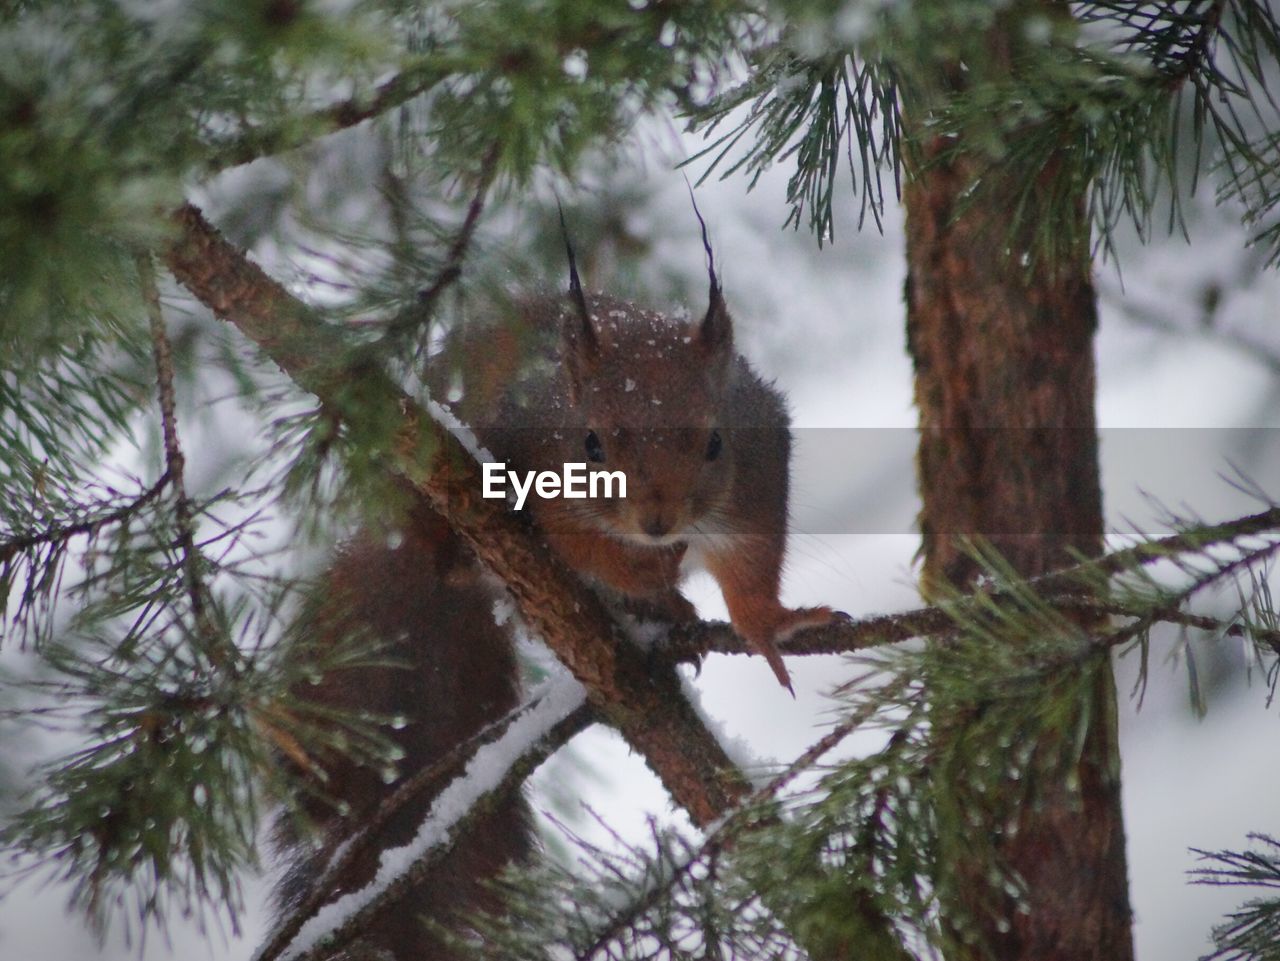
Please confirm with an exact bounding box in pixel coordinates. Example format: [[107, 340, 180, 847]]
[[772, 605, 841, 640], [739, 606, 842, 695]]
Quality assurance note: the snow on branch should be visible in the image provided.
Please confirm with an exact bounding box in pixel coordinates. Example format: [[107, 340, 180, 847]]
[[258, 676, 589, 961]]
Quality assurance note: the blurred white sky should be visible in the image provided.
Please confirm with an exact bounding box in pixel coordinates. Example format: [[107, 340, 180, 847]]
[[4, 123, 1280, 961]]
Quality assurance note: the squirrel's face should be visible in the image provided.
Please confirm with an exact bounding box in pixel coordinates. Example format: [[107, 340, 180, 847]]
[[556, 295, 735, 546], [570, 423, 733, 546]]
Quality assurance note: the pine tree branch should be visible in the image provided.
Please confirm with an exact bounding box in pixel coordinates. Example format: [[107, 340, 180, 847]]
[[665, 591, 1280, 664], [256, 683, 595, 961], [662, 508, 1280, 663], [1191, 834, 1280, 961], [261, 685, 599, 961], [1102, 537, 1280, 652], [1040, 505, 1280, 590], [161, 202, 752, 830], [202, 2, 696, 174]]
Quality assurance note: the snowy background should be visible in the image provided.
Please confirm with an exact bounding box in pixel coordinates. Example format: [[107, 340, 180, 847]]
[[3, 116, 1279, 961]]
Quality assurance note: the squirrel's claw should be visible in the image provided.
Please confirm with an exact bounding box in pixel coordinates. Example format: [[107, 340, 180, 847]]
[[746, 605, 839, 696], [758, 640, 796, 696]]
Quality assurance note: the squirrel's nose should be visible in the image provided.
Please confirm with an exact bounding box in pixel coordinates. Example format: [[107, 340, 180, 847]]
[[642, 516, 672, 539]]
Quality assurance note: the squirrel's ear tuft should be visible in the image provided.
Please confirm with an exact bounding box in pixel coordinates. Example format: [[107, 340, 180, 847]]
[[558, 202, 599, 357], [557, 207, 599, 404], [689, 188, 733, 353]]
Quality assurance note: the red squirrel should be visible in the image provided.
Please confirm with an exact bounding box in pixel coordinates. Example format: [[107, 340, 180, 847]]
[[270, 238, 830, 959], [441, 240, 835, 691]]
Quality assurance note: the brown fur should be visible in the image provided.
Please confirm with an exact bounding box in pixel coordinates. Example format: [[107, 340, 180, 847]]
[[272, 504, 527, 960]]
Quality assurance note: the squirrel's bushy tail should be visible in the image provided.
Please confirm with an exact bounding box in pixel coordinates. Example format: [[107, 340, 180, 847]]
[[270, 503, 530, 960]]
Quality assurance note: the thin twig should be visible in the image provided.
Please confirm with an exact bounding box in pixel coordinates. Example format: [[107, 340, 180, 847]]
[[137, 255, 222, 658], [1097, 539, 1280, 654], [1, 473, 172, 648], [575, 676, 915, 961], [1098, 275, 1280, 377], [205, 58, 453, 172], [1040, 505, 1280, 592], [1073, 595, 1280, 651], [0, 473, 171, 565], [1165, 0, 1229, 92], [387, 141, 504, 339]]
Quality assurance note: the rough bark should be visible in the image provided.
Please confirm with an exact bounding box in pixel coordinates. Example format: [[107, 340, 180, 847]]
[[902, 13, 1135, 961]]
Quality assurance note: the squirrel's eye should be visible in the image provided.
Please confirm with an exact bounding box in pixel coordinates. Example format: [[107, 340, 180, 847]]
[[705, 429, 723, 462], [585, 431, 606, 463]]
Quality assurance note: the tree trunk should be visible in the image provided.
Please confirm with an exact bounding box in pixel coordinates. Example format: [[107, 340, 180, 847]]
[[902, 20, 1135, 961]]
